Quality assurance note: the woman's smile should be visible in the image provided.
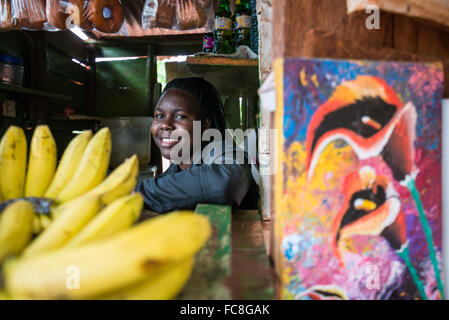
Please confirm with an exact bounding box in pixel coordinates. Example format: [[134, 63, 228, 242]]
[[159, 137, 180, 148]]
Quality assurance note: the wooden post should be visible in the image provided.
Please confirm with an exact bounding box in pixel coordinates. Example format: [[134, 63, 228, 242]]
[[86, 44, 96, 118], [241, 96, 247, 131], [246, 96, 257, 130], [146, 45, 162, 174], [146, 45, 156, 117], [26, 31, 48, 125], [257, 0, 274, 224]]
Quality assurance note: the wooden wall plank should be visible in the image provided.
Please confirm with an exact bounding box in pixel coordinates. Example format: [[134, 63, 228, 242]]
[[273, 0, 392, 59], [347, 0, 449, 31]]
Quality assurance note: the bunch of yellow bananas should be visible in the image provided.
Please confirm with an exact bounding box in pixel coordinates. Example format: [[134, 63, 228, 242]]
[[0, 125, 211, 300]]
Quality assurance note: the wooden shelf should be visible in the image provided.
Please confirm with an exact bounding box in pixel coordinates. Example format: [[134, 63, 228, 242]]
[[347, 0, 449, 30], [186, 55, 258, 67], [49, 114, 103, 121], [0, 83, 71, 104]]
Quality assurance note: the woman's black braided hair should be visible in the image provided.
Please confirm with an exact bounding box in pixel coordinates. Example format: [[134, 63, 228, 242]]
[[162, 77, 227, 136]]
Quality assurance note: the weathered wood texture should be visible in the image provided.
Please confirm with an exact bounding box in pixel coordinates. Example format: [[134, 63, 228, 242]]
[[257, 0, 273, 222], [187, 56, 258, 67], [178, 206, 274, 300], [179, 204, 232, 300], [347, 0, 449, 30], [226, 210, 274, 300], [257, 0, 273, 82], [272, 0, 449, 96]]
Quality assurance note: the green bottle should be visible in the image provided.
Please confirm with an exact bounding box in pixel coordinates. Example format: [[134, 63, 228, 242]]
[[213, 0, 234, 54], [235, 0, 251, 49]]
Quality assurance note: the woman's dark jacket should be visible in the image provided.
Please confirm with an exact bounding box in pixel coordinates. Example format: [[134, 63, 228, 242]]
[[135, 140, 260, 213]]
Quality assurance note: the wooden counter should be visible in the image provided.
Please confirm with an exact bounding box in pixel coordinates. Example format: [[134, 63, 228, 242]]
[[178, 205, 274, 300]]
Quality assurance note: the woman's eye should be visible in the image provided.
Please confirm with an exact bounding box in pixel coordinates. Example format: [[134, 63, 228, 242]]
[[175, 114, 186, 120], [155, 114, 164, 119]]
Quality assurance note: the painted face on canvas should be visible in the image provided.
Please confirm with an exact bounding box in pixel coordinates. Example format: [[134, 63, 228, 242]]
[[277, 58, 443, 300]]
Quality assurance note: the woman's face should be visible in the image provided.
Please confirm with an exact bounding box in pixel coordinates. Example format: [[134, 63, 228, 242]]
[[151, 88, 203, 163]]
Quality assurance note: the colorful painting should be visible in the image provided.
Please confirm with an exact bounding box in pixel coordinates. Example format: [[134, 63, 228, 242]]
[[274, 58, 444, 300]]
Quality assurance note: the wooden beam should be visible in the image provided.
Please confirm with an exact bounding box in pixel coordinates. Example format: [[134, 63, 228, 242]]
[[89, 34, 204, 47], [347, 0, 449, 31], [25, 31, 49, 125], [0, 83, 71, 104], [145, 44, 162, 175], [146, 45, 157, 116], [86, 44, 96, 117], [97, 44, 202, 57]]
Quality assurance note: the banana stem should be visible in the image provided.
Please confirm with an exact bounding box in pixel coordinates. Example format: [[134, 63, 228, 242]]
[[396, 245, 428, 300], [406, 178, 444, 299]]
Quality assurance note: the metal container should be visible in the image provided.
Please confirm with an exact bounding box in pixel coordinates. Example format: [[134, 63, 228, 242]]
[[0, 54, 24, 86], [102, 117, 153, 169]]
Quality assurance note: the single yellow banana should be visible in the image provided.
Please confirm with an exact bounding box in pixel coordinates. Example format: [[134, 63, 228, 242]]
[[24, 125, 57, 197], [32, 214, 52, 235], [32, 215, 43, 235], [0, 126, 27, 200], [97, 257, 195, 300], [56, 128, 111, 204], [44, 130, 93, 199], [0, 200, 35, 263], [23, 194, 101, 258], [39, 214, 52, 230], [85, 155, 139, 205], [5, 211, 211, 300], [65, 193, 143, 248]]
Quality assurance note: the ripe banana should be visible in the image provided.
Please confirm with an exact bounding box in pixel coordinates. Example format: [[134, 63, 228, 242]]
[[25, 125, 57, 197], [0, 126, 27, 200], [56, 127, 111, 203], [33, 214, 52, 235], [0, 200, 35, 263], [44, 130, 93, 199], [97, 257, 195, 300], [23, 194, 101, 258], [5, 211, 211, 300], [39, 214, 52, 230], [32, 215, 43, 235], [65, 193, 143, 248], [85, 155, 139, 205]]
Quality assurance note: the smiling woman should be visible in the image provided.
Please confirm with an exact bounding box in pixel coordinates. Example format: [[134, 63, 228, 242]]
[[136, 77, 259, 213]]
